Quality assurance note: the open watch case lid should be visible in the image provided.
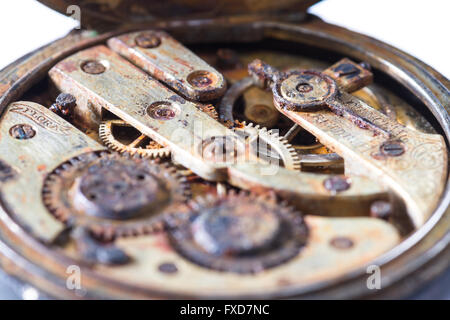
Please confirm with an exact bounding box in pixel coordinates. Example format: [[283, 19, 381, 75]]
[[37, 0, 322, 29]]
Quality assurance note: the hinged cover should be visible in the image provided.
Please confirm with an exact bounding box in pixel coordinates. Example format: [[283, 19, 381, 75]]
[[38, 0, 321, 29]]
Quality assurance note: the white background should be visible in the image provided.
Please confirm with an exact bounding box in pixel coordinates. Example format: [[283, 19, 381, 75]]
[[0, 0, 448, 299], [0, 0, 448, 77]]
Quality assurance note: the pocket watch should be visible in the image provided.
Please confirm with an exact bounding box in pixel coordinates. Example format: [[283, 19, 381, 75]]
[[0, 0, 448, 299]]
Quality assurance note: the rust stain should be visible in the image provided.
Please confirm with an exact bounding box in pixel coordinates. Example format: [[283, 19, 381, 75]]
[[152, 234, 173, 253], [173, 57, 192, 69], [58, 60, 79, 73]]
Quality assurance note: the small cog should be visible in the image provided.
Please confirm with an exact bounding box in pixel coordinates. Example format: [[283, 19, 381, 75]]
[[99, 119, 171, 158], [99, 104, 218, 158], [234, 122, 301, 171], [166, 191, 308, 273], [196, 103, 219, 121], [42, 152, 189, 241]]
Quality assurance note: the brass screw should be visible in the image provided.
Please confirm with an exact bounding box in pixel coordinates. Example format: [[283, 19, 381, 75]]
[[9, 124, 36, 140], [135, 33, 161, 49], [81, 60, 106, 74], [147, 102, 178, 120], [188, 70, 214, 88], [380, 140, 405, 157]]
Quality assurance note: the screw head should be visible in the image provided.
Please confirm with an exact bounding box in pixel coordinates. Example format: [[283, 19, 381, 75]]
[[135, 33, 161, 49], [187, 70, 215, 88], [329, 236, 354, 249], [277, 70, 337, 111], [296, 82, 313, 93], [56, 93, 77, 109], [158, 262, 178, 274], [81, 60, 106, 74], [147, 101, 178, 120], [323, 176, 351, 193], [9, 124, 36, 140], [380, 140, 405, 157]]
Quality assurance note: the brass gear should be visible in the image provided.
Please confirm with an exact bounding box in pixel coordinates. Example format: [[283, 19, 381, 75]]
[[99, 105, 218, 158], [196, 103, 219, 121], [99, 119, 171, 158], [166, 191, 308, 273], [234, 122, 301, 171], [42, 152, 190, 241]]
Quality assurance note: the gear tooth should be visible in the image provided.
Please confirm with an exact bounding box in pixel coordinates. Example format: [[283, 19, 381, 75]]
[[132, 152, 141, 160]]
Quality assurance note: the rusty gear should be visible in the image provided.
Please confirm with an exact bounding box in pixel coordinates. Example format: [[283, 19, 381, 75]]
[[99, 119, 171, 158], [166, 191, 308, 273], [42, 152, 189, 241], [196, 103, 219, 120], [99, 104, 217, 158], [234, 122, 301, 171]]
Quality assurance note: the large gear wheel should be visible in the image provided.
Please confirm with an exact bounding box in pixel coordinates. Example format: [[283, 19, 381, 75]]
[[166, 191, 308, 274], [234, 122, 301, 171], [42, 152, 190, 241]]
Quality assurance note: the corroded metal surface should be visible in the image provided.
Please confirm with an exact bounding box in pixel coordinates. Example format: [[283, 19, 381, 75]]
[[108, 30, 226, 101], [98, 119, 171, 158], [42, 153, 189, 240], [0, 101, 105, 242], [48, 45, 388, 216], [96, 215, 399, 296], [249, 59, 447, 228], [166, 192, 308, 273], [0, 14, 447, 300]]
